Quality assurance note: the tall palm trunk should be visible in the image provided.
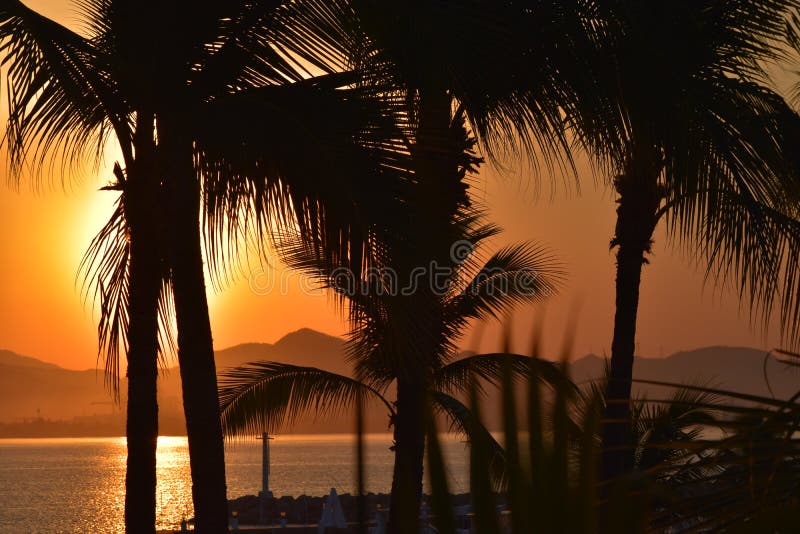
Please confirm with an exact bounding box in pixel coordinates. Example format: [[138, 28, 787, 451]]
[[601, 150, 663, 482], [386, 86, 459, 532], [124, 112, 161, 534], [160, 115, 229, 534], [388, 376, 427, 534]]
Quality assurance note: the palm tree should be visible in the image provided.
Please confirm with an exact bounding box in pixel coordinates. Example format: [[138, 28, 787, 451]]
[[0, 3, 169, 530], [1, 1, 413, 531], [220, 189, 564, 531], [329, 5, 598, 527], [577, 378, 722, 483], [427, 343, 800, 533], [81, 161, 172, 533], [563, 0, 800, 480], [217, 354, 534, 485], [143, 8, 414, 529]]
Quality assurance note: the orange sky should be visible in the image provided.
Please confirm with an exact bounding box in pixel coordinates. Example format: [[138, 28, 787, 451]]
[[0, 0, 789, 370]]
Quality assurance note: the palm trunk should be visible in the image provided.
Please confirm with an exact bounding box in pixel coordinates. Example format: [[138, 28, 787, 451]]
[[388, 377, 427, 534], [601, 152, 662, 482], [124, 224, 161, 534], [160, 116, 228, 533], [601, 232, 648, 480], [124, 113, 161, 534], [385, 85, 458, 533]]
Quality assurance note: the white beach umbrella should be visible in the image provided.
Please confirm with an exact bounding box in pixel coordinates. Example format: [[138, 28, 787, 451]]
[[318, 487, 347, 533]]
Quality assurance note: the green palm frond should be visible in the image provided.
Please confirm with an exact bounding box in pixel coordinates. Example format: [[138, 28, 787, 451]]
[[218, 361, 393, 437]]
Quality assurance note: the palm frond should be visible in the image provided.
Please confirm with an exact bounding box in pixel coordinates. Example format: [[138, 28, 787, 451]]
[[78, 174, 174, 395], [196, 71, 412, 286], [78, 192, 128, 395], [773, 348, 800, 370], [684, 187, 800, 347], [0, 0, 130, 182], [574, 0, 800, 348], [218, 361, 393, 437], [633, 386, 722, 476], [430, 390, 508, 491], [445, 242, 564, 327], [347, 0, 583, 175], [434, 352, 567, 398]]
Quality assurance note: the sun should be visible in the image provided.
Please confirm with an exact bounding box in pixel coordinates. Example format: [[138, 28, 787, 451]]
[[67, 146, 125, 269]]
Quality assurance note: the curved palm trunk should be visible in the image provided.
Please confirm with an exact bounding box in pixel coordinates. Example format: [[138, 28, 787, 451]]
[[160, 116, 228, 534], [388, 377, 427, 534], [601, 154, 662, 482], [124, 118, 161, 534]]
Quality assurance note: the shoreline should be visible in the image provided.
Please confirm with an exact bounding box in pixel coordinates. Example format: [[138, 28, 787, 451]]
[[227, 491, 476, 525], [156, 492, 480, 533]]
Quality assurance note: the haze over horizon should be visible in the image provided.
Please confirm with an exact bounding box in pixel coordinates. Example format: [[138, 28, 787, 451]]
[[0, 0, 792, 372], [0, 325, 780, 373], [3, 332, 795, 438]]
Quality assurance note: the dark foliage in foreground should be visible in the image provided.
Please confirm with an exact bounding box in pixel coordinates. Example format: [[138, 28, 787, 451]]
[[328, 339, 797, 533], [416, 347, 800, 533]]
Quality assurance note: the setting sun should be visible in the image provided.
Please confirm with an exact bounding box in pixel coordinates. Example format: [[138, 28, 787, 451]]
[[3, 1, 800, 533]]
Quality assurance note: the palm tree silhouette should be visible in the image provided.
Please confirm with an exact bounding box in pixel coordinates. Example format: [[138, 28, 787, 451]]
[[1, 1, 412, 531], [217, 349, 560, 495], [577, 378, 721, 481], [339, 5, 594, 528], [0, 2, 168, 530], [220, 162, 563, 530], [566, 0, 800, 480]]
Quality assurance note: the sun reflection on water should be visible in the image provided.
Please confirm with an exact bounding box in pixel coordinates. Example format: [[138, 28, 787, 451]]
[[0, 434, 471, 532], [155, 436, 194, 530]]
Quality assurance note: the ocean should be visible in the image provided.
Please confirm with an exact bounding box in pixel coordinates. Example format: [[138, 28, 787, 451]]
[[0, 434, 471, 533]]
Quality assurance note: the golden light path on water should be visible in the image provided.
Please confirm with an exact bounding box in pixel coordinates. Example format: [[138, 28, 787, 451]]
[[0, 434, 472, 532]]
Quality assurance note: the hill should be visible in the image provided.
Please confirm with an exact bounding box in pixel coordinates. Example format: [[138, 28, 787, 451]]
[[1, 331, 797, 437], [569, 346, 799, 400], [0, 349, 61, 370], [214, 328, 349, 375], [0, 329, 355, 436]]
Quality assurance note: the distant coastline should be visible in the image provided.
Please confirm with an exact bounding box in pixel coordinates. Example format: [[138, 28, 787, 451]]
[[3, 331, 796, 438], [0, 414, 186, 438]]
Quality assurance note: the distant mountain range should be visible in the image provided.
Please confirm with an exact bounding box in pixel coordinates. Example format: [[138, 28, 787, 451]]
[[0, 328, 797, 437]]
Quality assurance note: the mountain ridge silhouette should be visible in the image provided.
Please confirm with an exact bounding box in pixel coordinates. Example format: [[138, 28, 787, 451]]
[[1, 330, 797, 437]]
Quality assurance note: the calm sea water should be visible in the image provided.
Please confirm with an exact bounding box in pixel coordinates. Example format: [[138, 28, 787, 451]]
[[0, 434, 470, 533]]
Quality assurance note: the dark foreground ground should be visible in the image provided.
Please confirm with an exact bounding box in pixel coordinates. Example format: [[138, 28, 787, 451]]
[[160, 492, 479, 532], [229, 491, 476, 524]]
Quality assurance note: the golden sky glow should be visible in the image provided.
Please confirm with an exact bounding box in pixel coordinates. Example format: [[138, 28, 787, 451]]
[[0, 0, 787, 371]]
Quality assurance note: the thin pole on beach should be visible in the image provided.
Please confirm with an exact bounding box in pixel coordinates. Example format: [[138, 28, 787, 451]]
[[258, 432, 273, 524], [356, 394, 366, 534]]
